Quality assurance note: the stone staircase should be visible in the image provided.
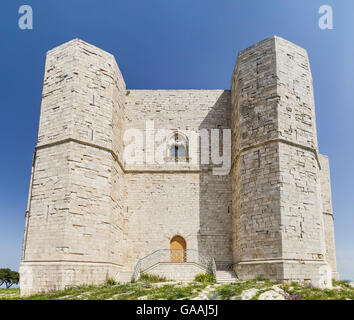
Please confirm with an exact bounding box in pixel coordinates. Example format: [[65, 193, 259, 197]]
[[115, 271, 133, 284], [216, 270, 238, 284]]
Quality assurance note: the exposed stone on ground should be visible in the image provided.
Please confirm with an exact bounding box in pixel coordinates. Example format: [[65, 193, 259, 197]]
[[150, 281, 179, 288], [2, 278, 354, 300], [191, 284, 221, 300], [240, 288, 259, 300], [271, 285, 285, 294], [332, 285, 342, 291], [258, 290, 285, 300]]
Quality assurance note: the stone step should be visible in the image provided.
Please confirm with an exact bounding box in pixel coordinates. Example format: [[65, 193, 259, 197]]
[[218, 281, 237, 284], [216, 279, 237, 284], [217, 278, 236, 281], [216, 273, 236, 277], [216, 270, 237, 284]]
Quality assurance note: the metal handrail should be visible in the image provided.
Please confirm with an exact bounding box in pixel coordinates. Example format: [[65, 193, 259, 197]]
[[212, 258, 217, 276], [132, 249, 216, 281], [132, 259, 141, 282]]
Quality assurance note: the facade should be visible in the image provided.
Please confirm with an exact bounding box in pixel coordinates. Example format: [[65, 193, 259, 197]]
[[20, 36, 338, 295]]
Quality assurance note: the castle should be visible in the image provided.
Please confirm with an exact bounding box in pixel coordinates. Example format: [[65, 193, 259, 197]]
[[20, 36, 338, 295]]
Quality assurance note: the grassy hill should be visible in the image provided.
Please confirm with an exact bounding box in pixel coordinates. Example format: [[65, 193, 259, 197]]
[[0, 275, 353, 300]]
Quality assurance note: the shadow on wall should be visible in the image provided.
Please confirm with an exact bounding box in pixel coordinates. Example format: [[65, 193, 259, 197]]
[[197, 90, 233, 270]]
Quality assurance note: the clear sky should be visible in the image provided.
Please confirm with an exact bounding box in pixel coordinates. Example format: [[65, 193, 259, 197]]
[[0, 0, 353, 281]]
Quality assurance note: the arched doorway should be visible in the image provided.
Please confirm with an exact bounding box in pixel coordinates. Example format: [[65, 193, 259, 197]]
[[170, 236, 186, 262]]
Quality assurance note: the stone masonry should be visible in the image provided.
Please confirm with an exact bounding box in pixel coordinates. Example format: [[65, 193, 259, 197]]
[[231, 36, 337, 286], [20, 36, 337, 295]]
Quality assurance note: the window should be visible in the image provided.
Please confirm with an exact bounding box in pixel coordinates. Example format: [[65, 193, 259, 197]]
[[168, 132, 188, 161]]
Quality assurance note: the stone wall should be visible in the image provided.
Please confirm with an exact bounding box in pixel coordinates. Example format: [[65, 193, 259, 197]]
[[319, 154, 338, 279], [231, 36, 283, 273], [20, 262, 119, 295], [144, 262, 210, 282], [230, 36, 333, 287], [122, 90, 233, 269], [20, 39, 126, 295]]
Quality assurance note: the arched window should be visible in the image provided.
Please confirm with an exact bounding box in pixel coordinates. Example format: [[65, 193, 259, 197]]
[[168, 132, 188, 162]]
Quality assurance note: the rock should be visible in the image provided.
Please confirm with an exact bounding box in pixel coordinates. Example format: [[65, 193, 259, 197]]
[[209, 293, 220, 300], [241, 288, 259, 300], [191, 284, 218, 300], [258, 290, 285, 300], [271, 285, 285, 294]]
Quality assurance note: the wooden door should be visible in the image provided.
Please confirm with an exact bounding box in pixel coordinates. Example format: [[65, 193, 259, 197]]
[[170, 236, 186, 262]]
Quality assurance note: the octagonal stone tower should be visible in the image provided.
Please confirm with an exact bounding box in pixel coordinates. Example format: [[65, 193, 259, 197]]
[[230, 36, 336, 286], [20, 39, 127, 295]]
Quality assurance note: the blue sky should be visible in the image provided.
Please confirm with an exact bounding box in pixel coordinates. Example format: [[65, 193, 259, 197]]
[[0, 0, 353, 281]]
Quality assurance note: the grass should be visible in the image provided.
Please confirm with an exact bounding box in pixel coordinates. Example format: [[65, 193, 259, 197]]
[[0, 279, 352, 300], [0, 281, 208, 300], [139, 273, 168, 283], [105, 278, 117, 286], [211, 278, 275, 300], [194, 273, 216, 284], [279, 280, 354, 300]]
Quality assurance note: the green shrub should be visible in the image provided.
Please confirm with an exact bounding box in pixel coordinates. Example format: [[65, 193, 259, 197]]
[[105, 278, 117, 286], [194, 273, 215, 283], [140, 273, 167, 283], [254, 276, 267, 282], [333, 279, 351, 288]]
